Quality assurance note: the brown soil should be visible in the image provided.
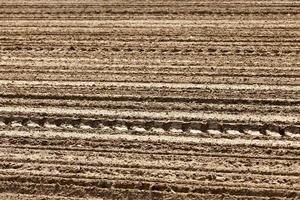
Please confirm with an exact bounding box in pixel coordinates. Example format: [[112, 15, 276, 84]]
[[0, 0, 299, 199]]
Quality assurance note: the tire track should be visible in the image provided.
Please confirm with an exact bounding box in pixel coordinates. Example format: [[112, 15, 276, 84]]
[[1, 0, 299, 199]]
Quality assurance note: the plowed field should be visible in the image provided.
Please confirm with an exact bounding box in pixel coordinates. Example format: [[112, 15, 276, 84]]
[[0, 0, 299, 199]]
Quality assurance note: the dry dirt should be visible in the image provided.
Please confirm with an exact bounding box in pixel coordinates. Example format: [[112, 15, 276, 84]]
[[0, 0, 299, 199]]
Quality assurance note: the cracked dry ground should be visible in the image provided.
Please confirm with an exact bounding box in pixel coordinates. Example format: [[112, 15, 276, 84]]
[[0, 0, 299, 199]]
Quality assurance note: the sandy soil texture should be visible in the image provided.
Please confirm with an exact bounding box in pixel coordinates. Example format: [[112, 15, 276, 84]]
[[0, 0, 299, 199]]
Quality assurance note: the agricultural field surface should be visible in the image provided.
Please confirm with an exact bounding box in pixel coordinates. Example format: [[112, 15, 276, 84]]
[[0, 0, 299, 199]]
